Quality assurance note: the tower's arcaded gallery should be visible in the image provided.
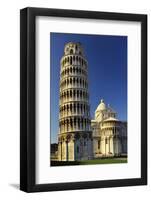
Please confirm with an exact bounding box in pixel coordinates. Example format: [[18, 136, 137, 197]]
[[58, 42, 93, 161]]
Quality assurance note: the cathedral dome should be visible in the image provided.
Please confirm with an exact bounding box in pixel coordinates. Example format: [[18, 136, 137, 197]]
[[96, 99, 106, 112]]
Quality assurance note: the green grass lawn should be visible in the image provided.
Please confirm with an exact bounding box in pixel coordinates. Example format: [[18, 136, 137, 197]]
[[79, 158, 127, 165], [51, 157, 127, 166]]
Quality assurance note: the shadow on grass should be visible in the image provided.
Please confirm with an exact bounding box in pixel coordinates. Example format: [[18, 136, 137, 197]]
[[51, 157, 127, 167], [51, 161, 80, 166]]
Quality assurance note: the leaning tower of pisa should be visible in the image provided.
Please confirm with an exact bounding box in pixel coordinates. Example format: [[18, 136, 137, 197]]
[[58, 42, 93, 161]]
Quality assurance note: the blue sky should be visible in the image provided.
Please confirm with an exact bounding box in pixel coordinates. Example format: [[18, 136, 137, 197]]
[[50, 32, 127, 143]]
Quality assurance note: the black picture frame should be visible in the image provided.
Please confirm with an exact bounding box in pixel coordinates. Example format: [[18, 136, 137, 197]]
[[20, 7, 147, 192]]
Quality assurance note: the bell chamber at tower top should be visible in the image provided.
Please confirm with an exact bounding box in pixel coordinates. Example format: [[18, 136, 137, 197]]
[[60, 42, 88, 70], [64, 42, 84, 56]]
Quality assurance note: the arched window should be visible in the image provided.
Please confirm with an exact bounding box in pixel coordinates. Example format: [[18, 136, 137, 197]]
[[78, 118, 80, 129], [105, 138, 108, 144], [82, 80, 84, 88], [98, 140, 100, 149], [76, 67, 78, 74], [80, 104, 82, 112], [73, 90, 75, 97], [79, 57, 81, 64], [77, 68, 79, 74], [85, 119, 87, 128], [67, 79, 69, 85], [79, 78, 82, 86], [76, 56, 78, 62], [65, 105, 67, 114], [81, 59, 83, 66], [83, 104, 85, 112], [63, 92, 66, 99], [77, 103, 79, 114], [67, 104, 69, 113], [83, 91, 85, 99], [70, 104, 72, 112], [73, 77, 75, 85], [80, 90, 82, 98], [67, 91, 69, 98], [81, 118, 83, 129], [67, 68, 69, 75], [69, 118, 72, 130], [77, 146, 79, 153], [70, 90, 72, 98], [74, 117, 76, 127], [67, 56, 69, 63], [77, 78, 79, 85], [77, 90, 79, 98], [70, 56, 72, 65], [73, 56, 75, 62], [70, 78, 72, 85], [66, 119, 69, 131], [70, 49, 73, 54]]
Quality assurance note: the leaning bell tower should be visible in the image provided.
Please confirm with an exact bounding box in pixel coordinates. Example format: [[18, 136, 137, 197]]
[[58, 42, 93, 161]]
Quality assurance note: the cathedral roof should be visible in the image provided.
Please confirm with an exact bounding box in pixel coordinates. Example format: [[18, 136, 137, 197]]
[[103, 117, 119, 122]]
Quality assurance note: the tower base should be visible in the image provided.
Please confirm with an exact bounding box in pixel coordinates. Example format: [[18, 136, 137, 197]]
[[58, 132, 93, 161]]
